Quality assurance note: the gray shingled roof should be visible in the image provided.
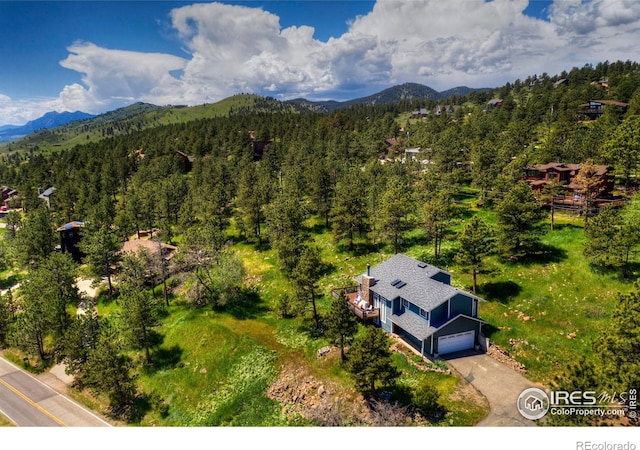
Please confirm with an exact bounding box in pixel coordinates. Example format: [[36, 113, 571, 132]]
[[390, 311, 436, 340], [356, 254, 479, 312]]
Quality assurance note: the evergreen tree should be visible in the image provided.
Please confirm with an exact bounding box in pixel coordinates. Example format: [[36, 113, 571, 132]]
[[83, 322, 138, 420], [9, 252, 79, 362], [422, 191, 455, 261], [0, 289, 15, 347], [455, 216, 494, 294], [379, 176, 412, 254], [595, 282, 640, 412], [330, 168, 369, 250], [495, 181, 546, 259], [63, 310, 102, 387], [291, 245, 323, 330], [602, 115, 640, 191], [264, 188, 307, 274], [118, 280, 162, 363], [80, 225, 122, 295], [346, 326, 400, 394], [13, 207, 54, 267], [326, 293, 359, 361]]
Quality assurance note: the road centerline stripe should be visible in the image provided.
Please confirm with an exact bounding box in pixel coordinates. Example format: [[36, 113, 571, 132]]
[[0, 377, 67, 426]]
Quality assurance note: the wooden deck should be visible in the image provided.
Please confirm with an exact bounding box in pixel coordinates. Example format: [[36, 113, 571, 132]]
[[333, 288, 379, 320]]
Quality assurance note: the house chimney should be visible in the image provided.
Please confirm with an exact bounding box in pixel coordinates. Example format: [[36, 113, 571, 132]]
[[361, 275, 371, 304]]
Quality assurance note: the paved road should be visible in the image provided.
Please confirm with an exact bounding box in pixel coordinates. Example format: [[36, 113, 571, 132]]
[[0, 357, 110, 427], [445, 350, 546, 426]]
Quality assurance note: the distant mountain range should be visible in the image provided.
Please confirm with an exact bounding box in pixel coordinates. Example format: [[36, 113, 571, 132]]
[[0, 110, 95, 142], [285, 82, 488, 112], [0, 82, 492, 148]]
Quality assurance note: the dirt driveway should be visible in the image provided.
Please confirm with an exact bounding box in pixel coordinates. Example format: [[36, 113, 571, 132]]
[[445, 351, 546, 426]]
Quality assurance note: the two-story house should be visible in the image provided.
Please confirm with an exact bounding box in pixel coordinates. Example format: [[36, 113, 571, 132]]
[[345, 254, 485, 357], [524, 162, 616, 206]]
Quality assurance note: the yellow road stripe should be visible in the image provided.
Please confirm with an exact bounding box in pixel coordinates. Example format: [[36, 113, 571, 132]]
[[0, 377, 67, 427]]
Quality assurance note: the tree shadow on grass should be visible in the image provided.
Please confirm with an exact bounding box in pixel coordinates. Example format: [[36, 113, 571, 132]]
[[503, 243, 568, 266], [478, 280, 522, 304], [145, 344, 184, 373], [224, 287, 270, 320]]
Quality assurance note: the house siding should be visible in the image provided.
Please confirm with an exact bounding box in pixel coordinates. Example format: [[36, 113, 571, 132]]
[[450, 293, 473, 317], [431, 302, 448, 327]]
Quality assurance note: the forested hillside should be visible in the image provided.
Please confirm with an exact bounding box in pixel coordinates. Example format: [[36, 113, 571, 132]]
[[0, 60, 639, 426]]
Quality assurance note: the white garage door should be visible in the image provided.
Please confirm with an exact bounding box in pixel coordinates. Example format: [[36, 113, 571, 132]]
[[438, 330, 475, 355]]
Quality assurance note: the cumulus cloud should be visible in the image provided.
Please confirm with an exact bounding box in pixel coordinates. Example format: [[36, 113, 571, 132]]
[[4, 0, 640, 125]]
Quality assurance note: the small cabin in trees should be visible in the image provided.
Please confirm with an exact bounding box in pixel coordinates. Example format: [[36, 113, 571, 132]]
[[56, 221, 85, 262], [175, 151, 195, 172], [333, 254, 485, 357]]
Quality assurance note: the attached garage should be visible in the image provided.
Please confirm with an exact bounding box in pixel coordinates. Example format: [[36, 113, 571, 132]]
[[437, 330, 475, 355]]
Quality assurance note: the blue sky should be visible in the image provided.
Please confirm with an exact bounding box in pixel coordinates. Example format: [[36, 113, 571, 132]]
[[1, 0, 639, 125]]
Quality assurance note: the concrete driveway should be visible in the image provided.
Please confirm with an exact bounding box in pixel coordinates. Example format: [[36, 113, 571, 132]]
[[444, 350, 546, 426]]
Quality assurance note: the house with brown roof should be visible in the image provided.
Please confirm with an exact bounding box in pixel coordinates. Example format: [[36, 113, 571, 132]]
[[0, 186, 17, 211], [578, 99, 628, 121], [524, 162, 618, 207], [121, 238, 177, 261]]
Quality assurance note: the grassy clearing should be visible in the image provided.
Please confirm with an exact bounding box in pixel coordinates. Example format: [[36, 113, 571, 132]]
[[132, 216, 492, 426]]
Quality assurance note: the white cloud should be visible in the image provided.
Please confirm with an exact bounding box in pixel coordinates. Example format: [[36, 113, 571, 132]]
[[4, 0, 640, 126]]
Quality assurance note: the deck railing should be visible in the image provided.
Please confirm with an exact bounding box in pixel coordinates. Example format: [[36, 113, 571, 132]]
[[332, 287, 380, 320]]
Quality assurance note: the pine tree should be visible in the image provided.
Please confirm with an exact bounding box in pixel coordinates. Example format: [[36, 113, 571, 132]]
[[456, 216, 494, 294], [495, 181, 546, 259], [346, 326, 400, 394], [118, 280, 162, 363], [80, 225, 122, 295], [292, 245, 323, 330], [326, 293, 359, 361]]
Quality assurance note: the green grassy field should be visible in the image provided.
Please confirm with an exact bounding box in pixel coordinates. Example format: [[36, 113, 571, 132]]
[[130, 218, 490, 426], [2, 191, 630, 425]]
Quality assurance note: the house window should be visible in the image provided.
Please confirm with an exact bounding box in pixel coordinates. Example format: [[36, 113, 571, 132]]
[[380, 299, 387, 323], [402, 299, 409, 309], [419, 308, 427, 318]]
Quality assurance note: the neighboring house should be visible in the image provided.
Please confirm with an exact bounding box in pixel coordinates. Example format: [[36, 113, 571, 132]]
[[577, 99, 628, 121], [121, 238, 177, 261], [404, 148, 421, 161], [38, 186, 56, 209], [553, 78, 569, 89], [434, 104, 458, 116], [175, 151, 195, 172], [334, 254, 486, 357], [56, 221, 84, 262], [410, 108, 429, 119], [0, 186, 17, 210], [524, 162, 620, 207]]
